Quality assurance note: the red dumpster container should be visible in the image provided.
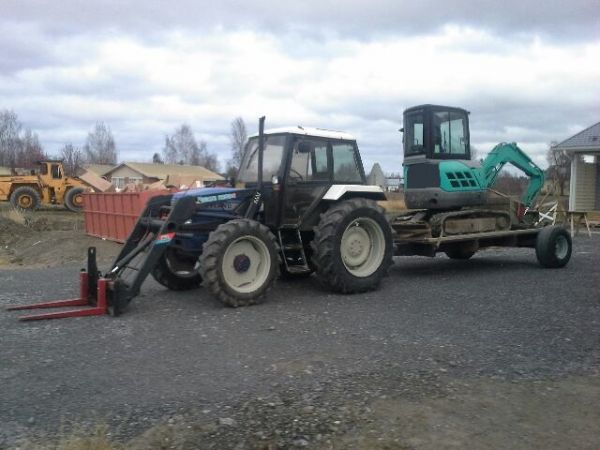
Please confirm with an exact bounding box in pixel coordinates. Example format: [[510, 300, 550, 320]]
[[83, 190, 171, 243]]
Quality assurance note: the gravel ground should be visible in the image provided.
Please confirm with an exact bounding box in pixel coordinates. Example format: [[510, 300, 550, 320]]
[[1, 235, 599, 449]]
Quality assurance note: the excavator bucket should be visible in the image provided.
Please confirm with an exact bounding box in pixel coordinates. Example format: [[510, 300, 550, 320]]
[[6, 248, 110, 321]]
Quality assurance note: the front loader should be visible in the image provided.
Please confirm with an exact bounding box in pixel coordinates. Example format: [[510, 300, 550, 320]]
[[9, 117, 393, 319]]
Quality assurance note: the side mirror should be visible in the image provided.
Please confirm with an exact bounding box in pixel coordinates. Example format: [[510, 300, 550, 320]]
[[297, 142, 314, 153]]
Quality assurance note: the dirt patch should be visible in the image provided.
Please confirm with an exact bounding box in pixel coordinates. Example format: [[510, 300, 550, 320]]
[[0, 206, 121, 268], [18, 373, 600, 449]]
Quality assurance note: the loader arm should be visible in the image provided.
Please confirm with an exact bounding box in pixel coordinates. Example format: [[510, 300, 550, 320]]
[[479, 142, 545, 207]]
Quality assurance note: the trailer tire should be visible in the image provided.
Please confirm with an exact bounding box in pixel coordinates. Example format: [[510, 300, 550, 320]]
[[535, 226, 572, 268], [10, 186, 41, 210], [151, 248, 203, 290], [445, 246, 476, 260], [200, 219, 280, 307], [65, 187, 85, 212], [311, 198, 393, 294]]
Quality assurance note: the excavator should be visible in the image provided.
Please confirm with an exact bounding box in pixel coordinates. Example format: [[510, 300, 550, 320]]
[[392, 104, 570, 265]]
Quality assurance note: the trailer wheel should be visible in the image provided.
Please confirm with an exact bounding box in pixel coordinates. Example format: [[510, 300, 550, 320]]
[[10, 186, 41, 210], [200, 219, 280, 307], [311, 198, 393, 294], [65, 187, 85, 212], [444, 245, 476, 260], [535, 226, 572, 268], [151, 248, 203, 290]]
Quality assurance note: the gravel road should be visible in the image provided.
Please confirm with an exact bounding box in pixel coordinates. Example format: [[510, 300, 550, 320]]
[[1, 236, 599, 449]]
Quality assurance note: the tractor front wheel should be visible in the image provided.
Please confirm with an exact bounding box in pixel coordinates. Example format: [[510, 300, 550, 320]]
[[311, 198, 393, 293], [200, 219, 280, 307], [151, 248, 203, 290], [10, 186, 41, 210]]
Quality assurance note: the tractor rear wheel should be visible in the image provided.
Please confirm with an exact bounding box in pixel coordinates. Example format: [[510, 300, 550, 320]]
[[151, 248, 203, 290], [10, 186, 41, 210], [200, 219, 280, 307], [311, 198, 393, 294], [65, 187, 85, 212], [535, 226, 572, 268]]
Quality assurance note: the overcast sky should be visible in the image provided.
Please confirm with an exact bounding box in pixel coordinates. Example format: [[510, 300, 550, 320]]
[[2, 0, 599, 173]]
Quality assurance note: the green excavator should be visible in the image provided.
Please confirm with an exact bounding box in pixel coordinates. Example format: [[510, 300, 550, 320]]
[[398, 104, 545, 238]]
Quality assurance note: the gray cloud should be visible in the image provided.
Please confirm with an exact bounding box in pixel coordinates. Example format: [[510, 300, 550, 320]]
[[3, 0, 600, 41]]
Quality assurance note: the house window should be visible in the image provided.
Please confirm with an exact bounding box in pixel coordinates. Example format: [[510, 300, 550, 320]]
[[112, 177, 125, 189]]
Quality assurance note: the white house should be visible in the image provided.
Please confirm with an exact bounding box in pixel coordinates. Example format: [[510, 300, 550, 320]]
[[552, 121, 600, 212]]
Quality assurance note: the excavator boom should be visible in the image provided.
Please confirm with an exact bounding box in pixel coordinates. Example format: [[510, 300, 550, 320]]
[[479, 142, 545, 207]]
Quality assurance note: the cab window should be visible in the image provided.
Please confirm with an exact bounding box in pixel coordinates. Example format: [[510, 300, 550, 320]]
[[51, 164, 62, 179], [289, 140, 329, 182], [332, 143, 362, 183], [433, 111, 468, 156], [238, 135, 285, 183]]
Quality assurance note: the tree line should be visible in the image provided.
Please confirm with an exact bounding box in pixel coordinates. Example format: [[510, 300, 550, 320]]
[[0, 109, 249, 178]]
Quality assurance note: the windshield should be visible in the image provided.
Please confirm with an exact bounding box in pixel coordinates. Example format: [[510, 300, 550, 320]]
[[433, 111, 469, 156], [238, 135, 285, 183]]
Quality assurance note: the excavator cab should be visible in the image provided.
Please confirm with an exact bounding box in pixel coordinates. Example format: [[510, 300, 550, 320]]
[[403, 105, 486, 209]]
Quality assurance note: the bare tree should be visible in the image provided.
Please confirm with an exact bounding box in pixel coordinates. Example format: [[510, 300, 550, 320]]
[[162, 125, 220, 171], [546, 141, 570, 196], [226, 117, 247, 178], [84, 122, 117, 164], [61, 143, 83, 177], [0, 109, 46, 169]]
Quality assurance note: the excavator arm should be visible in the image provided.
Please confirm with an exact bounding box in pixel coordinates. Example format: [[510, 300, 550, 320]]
[[479, 142, 545, 207]]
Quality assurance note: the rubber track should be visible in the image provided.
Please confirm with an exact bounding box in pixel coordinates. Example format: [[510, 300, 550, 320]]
[[200, 219, 280, 307], [310, 198, 393, 294]]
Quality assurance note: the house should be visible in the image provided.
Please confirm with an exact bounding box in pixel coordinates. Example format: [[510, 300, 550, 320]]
[[103, 162, 225, 189], [0, 166, 11, 176], [552, 121, 600, 212]]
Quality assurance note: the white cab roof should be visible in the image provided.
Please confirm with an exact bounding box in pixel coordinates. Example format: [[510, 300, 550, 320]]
[[249, 126, 355, 141]]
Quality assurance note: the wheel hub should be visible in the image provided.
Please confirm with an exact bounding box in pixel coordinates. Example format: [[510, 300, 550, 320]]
[[340, 218, 386, 278], [233, 254, 251, 273], [19, 196, 32, 207]]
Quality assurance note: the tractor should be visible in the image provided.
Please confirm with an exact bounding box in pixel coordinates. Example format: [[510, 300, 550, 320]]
[[8, 118, 393, 319]]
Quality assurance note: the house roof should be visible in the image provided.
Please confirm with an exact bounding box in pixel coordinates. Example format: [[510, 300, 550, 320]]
[[105, 162, 224, 181], [83, 164, 115, 176], [553, 121, 600, 151]]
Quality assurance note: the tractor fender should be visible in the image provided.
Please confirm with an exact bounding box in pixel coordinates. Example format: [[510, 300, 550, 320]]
[[321, 185, 387, 202]]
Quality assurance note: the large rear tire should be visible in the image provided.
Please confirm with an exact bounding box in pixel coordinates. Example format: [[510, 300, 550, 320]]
[[65, 187, 85, 212], [535, 226, 572, 268], [10, 186, 41, 210], [151, 248, 203, 290], [311, 198, 393, 294], [200, 219, 280, 307]]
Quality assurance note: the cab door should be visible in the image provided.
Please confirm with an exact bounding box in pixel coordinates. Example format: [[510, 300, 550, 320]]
[[282, 138, 331, 226]]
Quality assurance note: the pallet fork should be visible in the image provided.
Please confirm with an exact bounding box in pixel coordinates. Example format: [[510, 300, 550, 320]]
[[7, 248, 108, 321], [7, 195, 197, 321]]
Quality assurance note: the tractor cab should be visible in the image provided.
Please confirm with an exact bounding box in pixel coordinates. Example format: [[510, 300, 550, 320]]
[[237, 127, 368, 229]]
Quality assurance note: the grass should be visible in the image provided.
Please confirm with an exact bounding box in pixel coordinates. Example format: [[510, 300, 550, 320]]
[[22, 425, 122, 450]]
